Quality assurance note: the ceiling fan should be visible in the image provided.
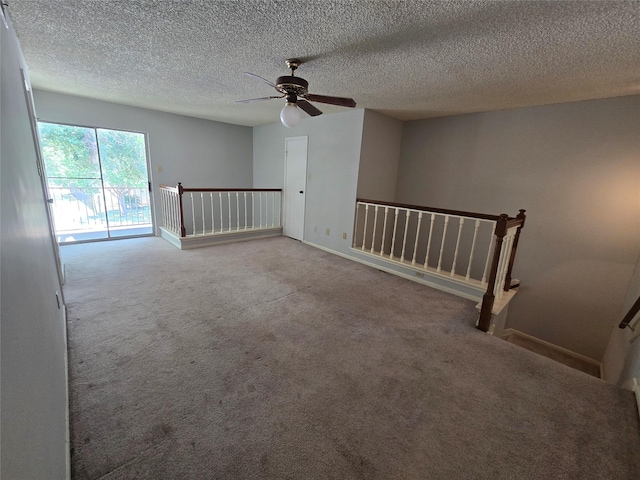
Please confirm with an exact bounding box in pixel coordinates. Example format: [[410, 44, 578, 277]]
[[237, 59, 357, 128]]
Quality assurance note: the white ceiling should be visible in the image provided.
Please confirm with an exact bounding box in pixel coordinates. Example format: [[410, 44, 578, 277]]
[[7, 1, 640, 127]]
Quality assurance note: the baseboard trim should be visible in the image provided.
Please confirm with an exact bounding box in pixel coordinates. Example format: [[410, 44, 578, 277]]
[[303, 241, 482, 302], [502, 328, 603, 378], [160, 227, 282, 250], [63, 304, 71, 480]]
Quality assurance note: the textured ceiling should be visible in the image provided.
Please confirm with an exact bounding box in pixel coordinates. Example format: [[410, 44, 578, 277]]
[[7, 1, 640, 127]]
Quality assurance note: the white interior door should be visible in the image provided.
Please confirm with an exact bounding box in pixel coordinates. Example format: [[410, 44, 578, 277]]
[[283, 136, 308, 241]]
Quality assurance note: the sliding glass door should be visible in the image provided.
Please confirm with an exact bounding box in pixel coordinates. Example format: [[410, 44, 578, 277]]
[[38, 122, 154, 243]]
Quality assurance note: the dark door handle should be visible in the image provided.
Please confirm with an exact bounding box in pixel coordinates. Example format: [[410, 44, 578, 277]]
[[47, 198, 54, 204], [299, 190, 304, 194]]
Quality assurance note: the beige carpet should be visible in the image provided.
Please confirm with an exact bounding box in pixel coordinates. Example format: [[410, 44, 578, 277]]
[[62, 236, 640, 479]]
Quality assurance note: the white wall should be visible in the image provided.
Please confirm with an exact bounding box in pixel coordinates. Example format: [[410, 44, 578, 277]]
[[395, 95, 640, 360], [1, 15, 69, 479], [32, 90, 254, 233], [253, 109, 365, 255]]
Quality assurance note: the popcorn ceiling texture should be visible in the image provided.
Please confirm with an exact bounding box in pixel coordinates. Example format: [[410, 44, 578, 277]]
[[7, 0, 640, 126]]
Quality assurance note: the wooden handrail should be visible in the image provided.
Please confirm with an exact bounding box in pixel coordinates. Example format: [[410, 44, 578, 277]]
[[160, 185, 282, 193], [183, 187, 282, 193], [619, 295, 640, 329], [356, 198, 513, 222]]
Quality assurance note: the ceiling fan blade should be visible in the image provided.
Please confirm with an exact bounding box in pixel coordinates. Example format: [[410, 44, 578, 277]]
[[236, 95, 284, 103], [305, 94, 356, 108], [297, 99, 323, 117], [244, 72, 276, 88]]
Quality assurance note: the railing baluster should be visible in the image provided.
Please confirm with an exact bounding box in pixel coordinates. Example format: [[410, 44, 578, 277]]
[[244, 192, 247, 230], [236, 192, 240, 231], [436, 215, 449, 272], [201, 192, 205, 235], [424, 213, 435, 269], [481, 227, 495, 284], [380, 206, 389, 256], [227, 192, 232, 232], [390, 208, 399, 259], [466, 219, 481, 281], [252, 192, 255, 229], [361, 204, 370, 251], [271, 192, 275, 227], [400, 210, 411, 261], [353, 202, 361, 248], [190, 192, 195, 235], [371, 205, 379, 254], [450, 217, 464, 276], [495, 229, 516, 297], [259, 192, 263, 228], [210, 193, 214, 234], [412, 211, 423, 265], [219, 192, 223, 232]]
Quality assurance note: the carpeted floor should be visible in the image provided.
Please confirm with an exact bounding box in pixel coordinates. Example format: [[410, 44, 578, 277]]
[[62, 236, 640, 479]]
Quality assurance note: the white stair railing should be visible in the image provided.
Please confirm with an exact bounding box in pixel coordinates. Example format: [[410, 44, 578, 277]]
[[160, 184, 282, 238], [353, 198, 526, 331]]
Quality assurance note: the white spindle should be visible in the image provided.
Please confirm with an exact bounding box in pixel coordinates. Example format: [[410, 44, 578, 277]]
[[424, 213, 435, 269], [190, 192, 195, 235], [400, 210, 411, 261], [201, 193, 205, 235], [466, 220, 481, 280], [259, 192, 263, 228], [390, 208, 399, 259], [353, 203, 361, 248], [244, 192, 247, 230], [436, 215, 450, 272], [265, 192, 269, 227], [494, 232, 513, 297], [209, 193, 214, 233], [361, 204, 370, 251], [371, 205, 379, 254], [252, 192, 255, 229], [412, 211, 423, 265], [227, 192, 232, 232], [219, 192, 223, 232], [170, 193, 176, 231], [236, 192, 240, 230], [380, 207, 389, 256], [450, 218, 464, 276], [481, 227, 495, 285], [271, 192, 275, 227]]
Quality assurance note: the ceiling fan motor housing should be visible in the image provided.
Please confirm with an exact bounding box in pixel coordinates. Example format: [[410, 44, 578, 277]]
[[276, 75, 309, 97]]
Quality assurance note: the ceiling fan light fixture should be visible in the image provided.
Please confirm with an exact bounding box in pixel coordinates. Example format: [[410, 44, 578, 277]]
[[280, 102, 301, 128]]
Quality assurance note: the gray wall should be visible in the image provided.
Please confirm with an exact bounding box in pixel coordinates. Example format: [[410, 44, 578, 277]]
[[1, 17, 69, 478], [32, 90, 253, 232], [253, 109, 364, 255], [357, 110, 403, 201], [395, 96, 640, 360]]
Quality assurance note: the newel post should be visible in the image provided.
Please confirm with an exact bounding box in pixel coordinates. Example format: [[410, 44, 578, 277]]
[[503, 209, 526, 291], [478, 214, 509, 332], [177, 182, 186, 237]]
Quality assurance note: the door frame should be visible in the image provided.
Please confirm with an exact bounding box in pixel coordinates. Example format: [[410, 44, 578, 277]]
[[283, 136, 308, 241]]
